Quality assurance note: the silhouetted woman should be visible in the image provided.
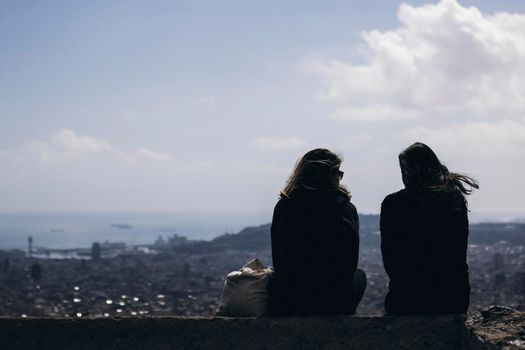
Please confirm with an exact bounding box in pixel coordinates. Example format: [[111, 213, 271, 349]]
[[381, 142, 479, 314], [270, 148, 366, 316]]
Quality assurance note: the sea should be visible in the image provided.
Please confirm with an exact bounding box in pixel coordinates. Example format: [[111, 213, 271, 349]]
[[0, 212, 271, 250], [0, 211, 522, 251]]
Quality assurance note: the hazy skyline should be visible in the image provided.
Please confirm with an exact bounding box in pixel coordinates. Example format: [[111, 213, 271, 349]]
[[1, 0, 525, 217]]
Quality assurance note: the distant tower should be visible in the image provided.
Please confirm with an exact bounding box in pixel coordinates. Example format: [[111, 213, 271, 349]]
[[91, 242, 101, 262], [154, 235, 166, 247], [28, 236, 33, 258]]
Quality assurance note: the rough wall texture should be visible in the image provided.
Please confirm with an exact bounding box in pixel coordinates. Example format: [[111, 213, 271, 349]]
[[467, 306, 525, 350], [0, 307, 522, 350]]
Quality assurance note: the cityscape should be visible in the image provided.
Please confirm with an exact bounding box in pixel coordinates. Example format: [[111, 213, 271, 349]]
[[0, 216, 524, 318]]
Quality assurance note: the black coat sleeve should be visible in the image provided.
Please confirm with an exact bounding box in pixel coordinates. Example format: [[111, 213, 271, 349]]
[[270, 199, 286, 272], [380, 195, 399, 278], [344, 202, 360, 274]]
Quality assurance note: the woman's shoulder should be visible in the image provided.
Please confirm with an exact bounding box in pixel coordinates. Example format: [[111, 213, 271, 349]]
[[274, 196, 289, 211], [343, 199, 357, 216], [382, 189, 408, 206], [275, 190, 355, 214]]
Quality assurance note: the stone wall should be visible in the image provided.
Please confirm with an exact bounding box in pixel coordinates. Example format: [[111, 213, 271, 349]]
[[0, 306, 522, 350]]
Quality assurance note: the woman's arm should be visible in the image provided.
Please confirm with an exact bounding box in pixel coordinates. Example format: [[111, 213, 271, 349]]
[[344, 202, 360, 274], [270, 199, 286, 272], [380, 195, 399, 278]]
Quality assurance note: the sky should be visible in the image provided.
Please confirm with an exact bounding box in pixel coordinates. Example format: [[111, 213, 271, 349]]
[[1, 0, 525, 218]]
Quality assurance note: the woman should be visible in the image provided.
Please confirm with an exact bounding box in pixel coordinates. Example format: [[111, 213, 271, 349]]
[[381, 142, 479, 314], [270, 148, 366, 316]]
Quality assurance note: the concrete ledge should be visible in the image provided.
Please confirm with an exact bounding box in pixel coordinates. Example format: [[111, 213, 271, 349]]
[[0, 307, 522, 350], [0, 315, 469, 350]]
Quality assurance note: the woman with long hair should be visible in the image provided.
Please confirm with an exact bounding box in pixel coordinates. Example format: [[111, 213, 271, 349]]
[[381, 142, 479, 314], [270, 148, 366, 316]]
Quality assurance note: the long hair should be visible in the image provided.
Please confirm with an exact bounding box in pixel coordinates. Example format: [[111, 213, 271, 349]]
[[399, 142, 479, 208], [280, 148, 350, 199]]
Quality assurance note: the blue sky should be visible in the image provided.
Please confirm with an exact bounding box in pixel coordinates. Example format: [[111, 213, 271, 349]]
[[1, 0, 525, 217]]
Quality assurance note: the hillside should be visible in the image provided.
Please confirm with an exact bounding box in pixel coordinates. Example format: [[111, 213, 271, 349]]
[[196, 215, 525, 252]]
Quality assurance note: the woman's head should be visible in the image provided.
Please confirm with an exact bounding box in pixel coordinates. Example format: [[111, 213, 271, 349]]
[[399, 142, 444, 190], [399, 142, 478, 206], [281, 148, 349, 199]]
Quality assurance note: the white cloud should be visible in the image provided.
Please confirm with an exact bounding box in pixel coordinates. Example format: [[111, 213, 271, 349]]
[[251, 137, 307, 151], [309, 0, 525, 123], [135, 149, 174, 163], [398, 119, 525, 155], [22, 129, 176, 164], [24, 129, 114, 161], [331, 105, 422, 122], [52, 129, 112, 154]]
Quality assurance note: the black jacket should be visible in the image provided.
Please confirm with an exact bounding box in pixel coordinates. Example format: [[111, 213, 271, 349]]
[[269, 189, 360, 316], [380, 189, 470, 314]]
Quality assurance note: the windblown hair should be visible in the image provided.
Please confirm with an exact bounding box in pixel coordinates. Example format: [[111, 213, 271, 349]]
[[399, 142, 479, 208], [280, 148, 350, 199]]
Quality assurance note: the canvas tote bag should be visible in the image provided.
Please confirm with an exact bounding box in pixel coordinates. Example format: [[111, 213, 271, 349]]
[[216, 258, 273, 317]]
